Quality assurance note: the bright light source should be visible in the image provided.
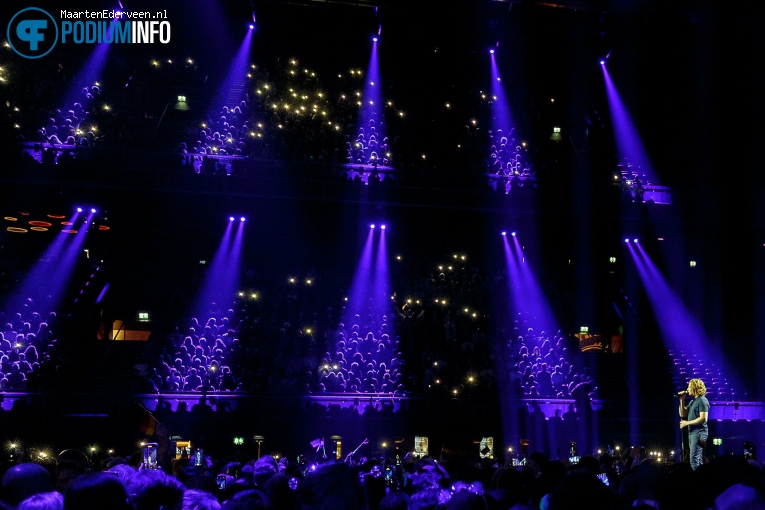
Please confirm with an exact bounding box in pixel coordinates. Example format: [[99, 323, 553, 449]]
[[229, 216, 235, 222], [240, 217, 246, 222]]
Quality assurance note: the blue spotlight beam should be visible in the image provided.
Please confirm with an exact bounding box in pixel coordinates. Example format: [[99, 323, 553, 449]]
[[489, 52, 515, 139], [601, 65, 658, 186], [209, 27, 253, 120], [193, 220, 235, 319], [628, 242, 746, 399]]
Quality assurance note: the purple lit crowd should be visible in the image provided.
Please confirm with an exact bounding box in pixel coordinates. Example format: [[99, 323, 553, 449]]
[[2, 434, 765, 509]]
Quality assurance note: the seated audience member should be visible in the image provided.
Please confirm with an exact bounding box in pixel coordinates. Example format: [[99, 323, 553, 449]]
[[298, 462, 367, 510], [0, 462, 54, 508], [220, 488, 273, 510], [63, 472, 134, 510], [182, 489, 221, 510], [16, 491, 64, 510], [126, 469, 185, 510]]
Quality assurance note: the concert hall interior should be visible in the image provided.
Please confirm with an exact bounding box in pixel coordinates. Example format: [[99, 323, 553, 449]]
[[0, 0, 764, 504]]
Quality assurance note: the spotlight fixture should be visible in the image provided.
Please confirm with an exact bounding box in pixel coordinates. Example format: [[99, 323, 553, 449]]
[[240, 217, 246, 222], [380, 224, 386, 230], [249, 24, 254, 30], [229, 216, 235, 222], [90, 208, 97, 214], [77, 207, 83, 213], [489, 48, 495, 54], [372, 36, 378, 42], [370, 224, 375, 229], [501, 231, 506, 236]]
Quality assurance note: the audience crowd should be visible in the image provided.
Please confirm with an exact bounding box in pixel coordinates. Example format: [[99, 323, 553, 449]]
[[1, 440, 765, 510]]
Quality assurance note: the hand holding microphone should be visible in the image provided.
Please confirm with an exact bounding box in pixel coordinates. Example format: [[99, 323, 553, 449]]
[[677, 390, 688, 397]]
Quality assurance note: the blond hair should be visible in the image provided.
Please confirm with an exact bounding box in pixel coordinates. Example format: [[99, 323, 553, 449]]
[[689, 378, 707, 397]]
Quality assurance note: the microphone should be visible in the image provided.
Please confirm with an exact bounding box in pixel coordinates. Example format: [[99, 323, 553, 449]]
[[676, 391, 688, 397]]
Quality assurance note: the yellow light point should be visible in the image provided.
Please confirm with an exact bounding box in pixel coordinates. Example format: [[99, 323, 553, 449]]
[[340, 94, 346, 99], [461, 255, 466, 260], [492, 95, 497, 100], [398, 111, 405, 117], [387, 101, 393, 106], [416, 300, 421, 305], [468, 376, 474, 383], [257, 123, 263, 129], [435, 379, 441, 384], [13, 124, 19, 129], [356, 101, 362, 106], [471, 119, 477, 125], [521, 141, 527, 148], [406, 299, 412, 304], [434, 362, 438, 367], [264, 84, 270, 90], [0, 77, 6, 83], [3, 42, 10, 48], [464, 308, 469, 313], [289, 278, 296, 283], [421, 154, 426, 160], [251, 64, 256, 69], [442, 300, 447, 305], [300, 105, 306, 111], [396, 255, 402, 260], [355, 91, 361, 97], [247, 73, 252, 78], [445, 102, 451, 108], [550, 98, 555, 103], [250, 131, 256, 137], [335, 125, 341, 131], [310, 72, 316, 77], [151, 60, 159, 66], [344, 297, 348, 301], [302, 95, 308, 100], [167, 59, 172, 64], [94, 82, 100, 86], [251, 293, 258, 299], [321, 111, 327, 116], [338, 74, 342, 78], [305, 279, 312, 285], [91, 126, 97, 132], [306, 328, 312, 334], [438, 266, 443, 270], [290, 59, 297, 65], [103, 105, 110, 111], [201, 123, 207, 128], [447, 266, 453, 271], [453, 389, 458, 395], [382, 442, 388, 448], [187, 58, 193, 64], [481, 93, 486, 99], [317, 92, 324, 98], [238, 292, 245, 297], [472, 312, 478, 318], [289, 70, 295, 75], [304, 69, 309, 74]]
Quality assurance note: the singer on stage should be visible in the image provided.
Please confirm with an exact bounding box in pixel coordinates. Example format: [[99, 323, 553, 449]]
[[678, 378, 710, 471]]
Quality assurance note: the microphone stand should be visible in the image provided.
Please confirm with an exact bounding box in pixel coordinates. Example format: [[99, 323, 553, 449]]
[[345, 438, 369, 464]]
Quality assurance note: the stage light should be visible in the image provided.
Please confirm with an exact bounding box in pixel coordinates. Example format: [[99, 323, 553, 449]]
[[633, 238, 639, 243], [501, 231, 506, 236], [90, 208, 96, 214], [489, 48, 495, 54], [599, 59, 606, 65], [380, 224, 386, 230], [77, 207, 83, 213], [370, 224, 375, 229], [229, 216, 235, 222], [240, 217, 246, 222], [249, 24, 254, 30], [372, 36, 378, 42]]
